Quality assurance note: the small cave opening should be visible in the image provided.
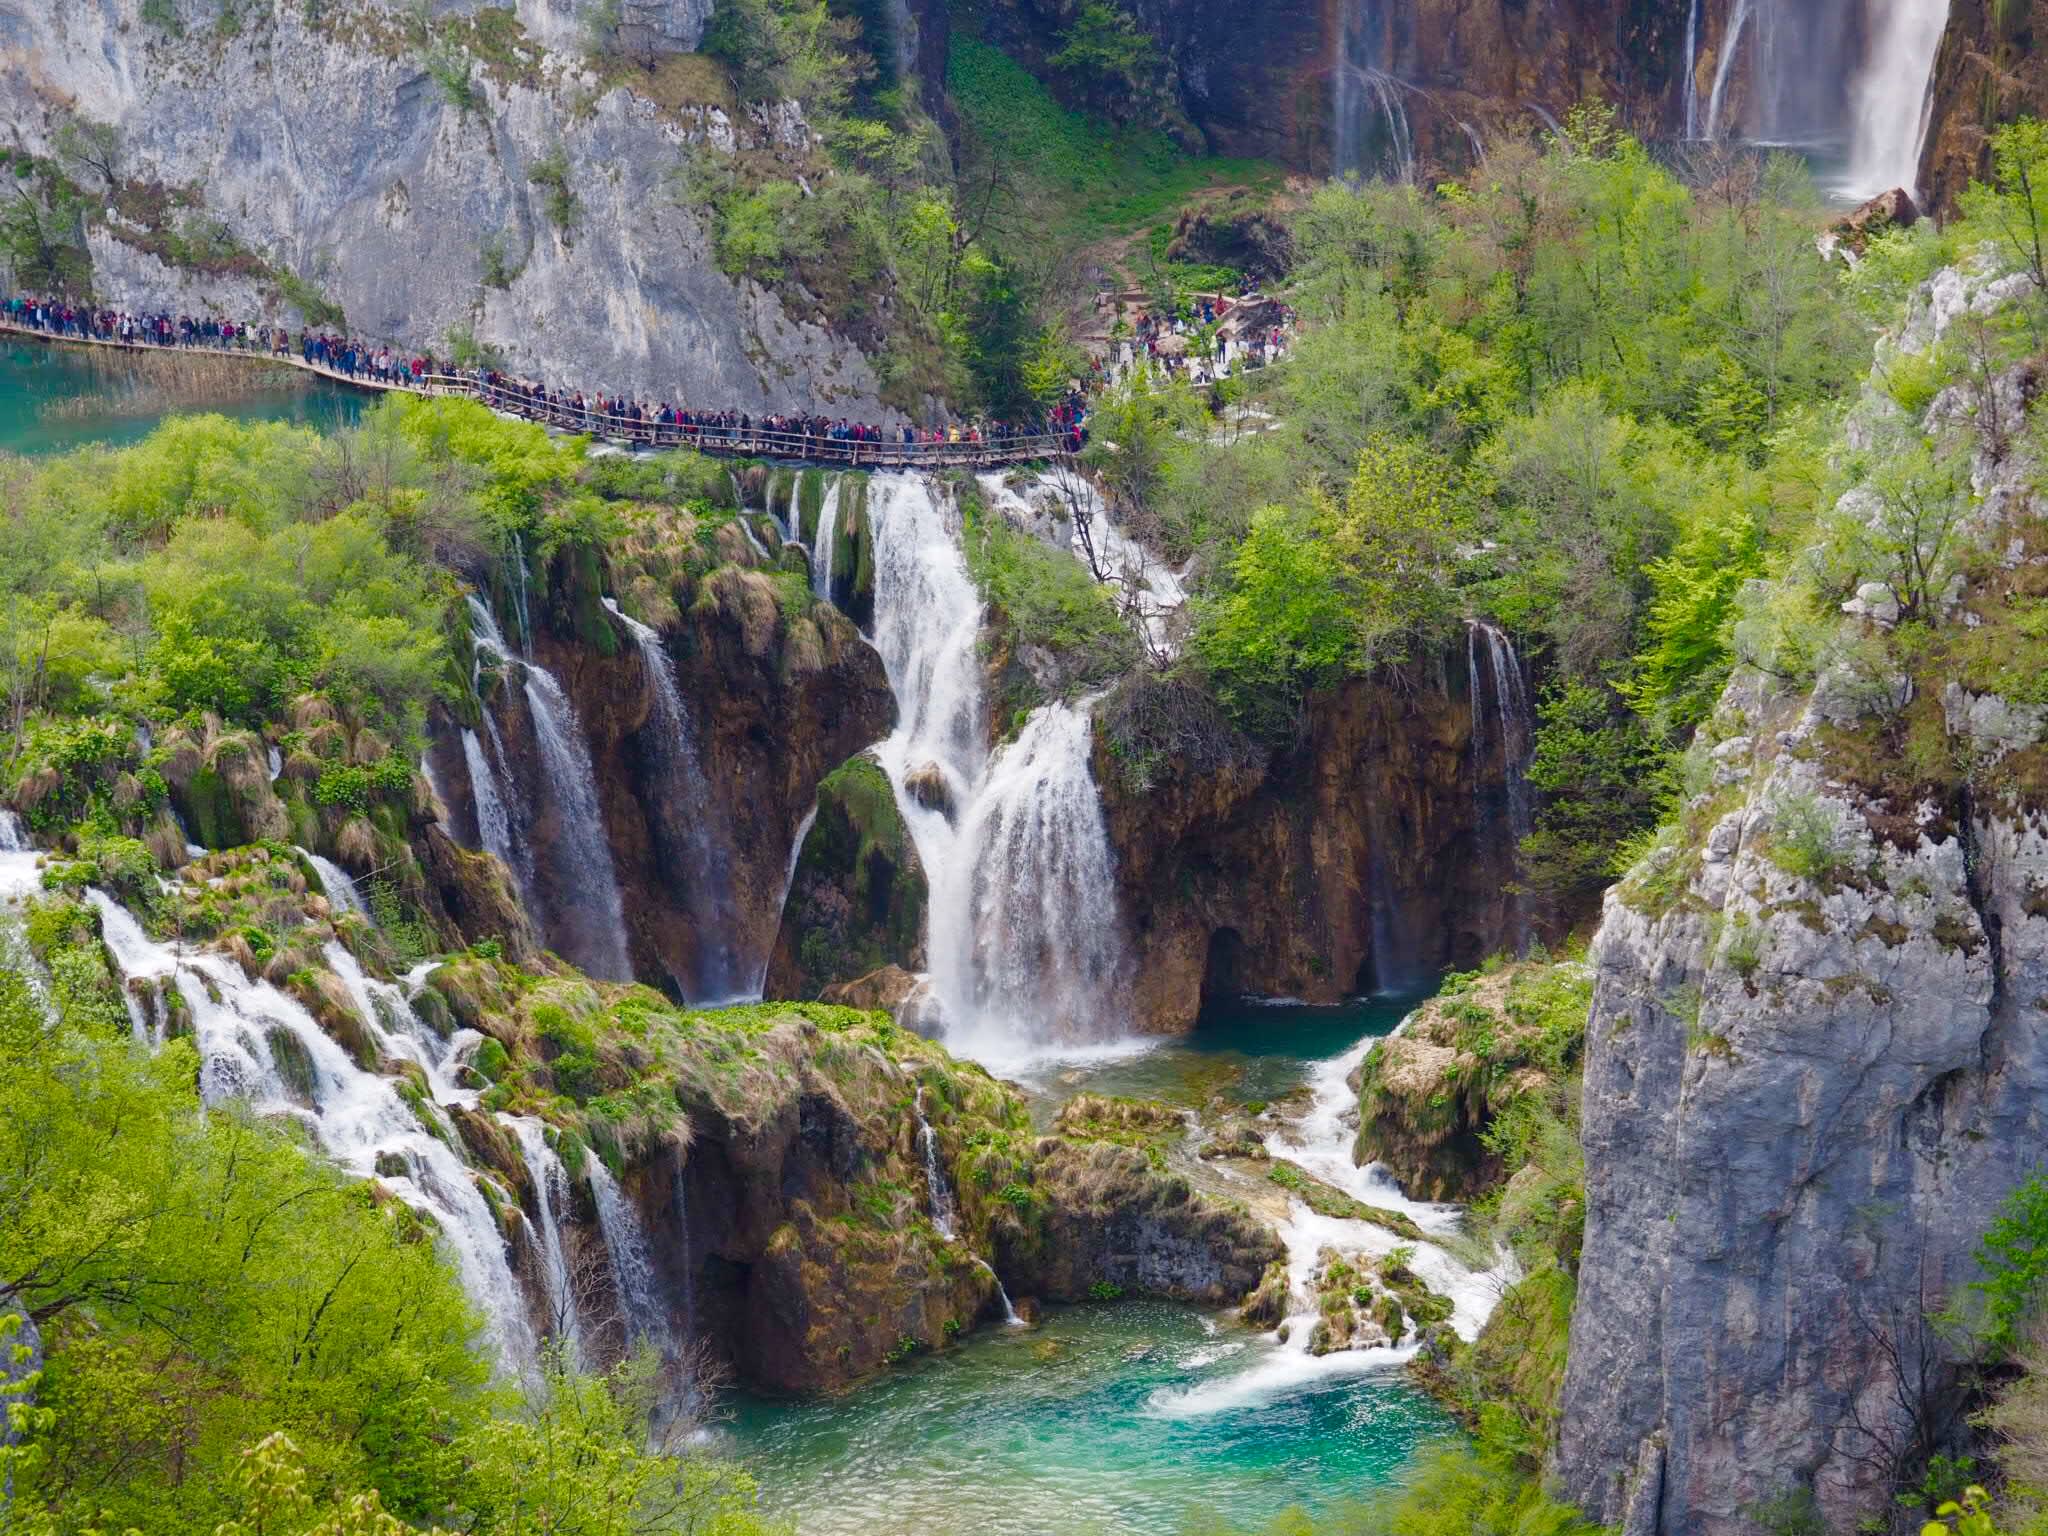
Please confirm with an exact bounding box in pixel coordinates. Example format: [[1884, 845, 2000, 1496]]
[[1199, 926, 1246, 1013]]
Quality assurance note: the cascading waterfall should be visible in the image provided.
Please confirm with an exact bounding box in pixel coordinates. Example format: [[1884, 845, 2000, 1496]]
[[1843, 0, 1950, 198], [671, 1169, 699, 1343], [304, 849, 368, 919], [1332, 0, 1414, 185], [587, 1160, 673, 1356], [860, 474, 1133, 1057], [85, 896, 537, 1365], [1704, 0, 1753, 140], [928, 701, 1130, 1051], [0, 810, 27, 853], [467, 596, 631, 981], [1465, 621, 1535, 952], [509, 532, 534, 652], [505, 1115, 587, 1361], [1682, 0, 1702, 138], [913, 1085, 959, 1240], [460, 727, 522, 883], [1155, 1025, 1510, 1417], [603, 598, 741, 1000], [810, 478, 843, 601]]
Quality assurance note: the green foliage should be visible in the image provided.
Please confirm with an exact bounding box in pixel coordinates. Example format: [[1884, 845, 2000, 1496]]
[[425, 38, 480, 112], [1193, 436, 1468, 736], [1973, 1171, 2048, 1359], [1763, 790, 1860, 887], [1047, 3, 1161, 117], [1959, 118, 2048, 290], [1520, 678, 1670, 912], [273, 268, 346, 329], [1087, 1279, 1125, 1302], [963, 490, 1138, 688], [528, 148, 576, 236], [479, 230, 523, 289]]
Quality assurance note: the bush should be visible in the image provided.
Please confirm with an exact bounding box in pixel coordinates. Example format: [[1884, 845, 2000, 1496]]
[[1764, 790, 1860, 886], [528, 149, 576, 236]]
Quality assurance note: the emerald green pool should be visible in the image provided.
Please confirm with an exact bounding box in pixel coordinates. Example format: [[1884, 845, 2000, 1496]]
[[727, 994, 1458, 1536], [0, 336, 364, 455]]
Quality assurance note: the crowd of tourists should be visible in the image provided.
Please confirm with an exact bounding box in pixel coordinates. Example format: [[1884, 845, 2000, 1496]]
[[2, 294, 1088, 462]]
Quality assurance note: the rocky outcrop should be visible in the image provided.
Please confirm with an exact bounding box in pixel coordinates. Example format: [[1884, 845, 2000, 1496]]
[[1095, 666, 1533, 1033], [1352, 961, 1584, 1202], [0, 0, 889, 413], [1552, 264, 2048, 1533], [1921, 0, 2048, 212], [1000, 1136, 1283, 1304], [767, 753, 926, 1000]]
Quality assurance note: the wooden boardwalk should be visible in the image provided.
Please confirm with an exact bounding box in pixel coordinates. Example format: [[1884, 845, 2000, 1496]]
[[1, 321, 1077, 469]]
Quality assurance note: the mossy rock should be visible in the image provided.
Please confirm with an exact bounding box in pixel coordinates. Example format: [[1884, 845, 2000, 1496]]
[[776, 752, 927, 999]]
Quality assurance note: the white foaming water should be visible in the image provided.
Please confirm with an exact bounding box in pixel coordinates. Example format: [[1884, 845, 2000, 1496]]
[[587, 1158, 672, 1356], [753, 802, 819, 1001], [1842, 0, 1949, 199], [862, 473, 1134, 1060], [1682, 0, 1701, 137], [928, 700, 1130, 1058], [303, 849, 368, 919], [972, 1256, 1025, 1326], [1154, 1027, 1510, 1420], [603, 597, 739, 1000], [468, 596, 630, 981], [0, 810, 28, 853], [267, 744, 284, 782], [84, 894, 536, 1365], [505, 1114, 586, 1362], [811, 477, 843, 601], [914, 1085, 959, 1240]]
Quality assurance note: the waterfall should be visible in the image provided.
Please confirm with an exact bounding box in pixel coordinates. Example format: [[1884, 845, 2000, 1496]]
[[972, 1256, 1024, 1326], [586, 1160, 672, 1357], [460, 727, 521, 882], [755, 802, 818, 999], [913, 1086, 959, 1240], [509, 532, 533, 651], [1682, 0, 1701, 138], [1466, 622, 1535, 954], [1843, 0, 1950, 198], [1330, 0, 1413, 180], [1704, 0, 1752, 139], [504, 1115, 586, 1361], [927, 700, 1129, 1051], [304, 850, 368, 919], [811, 477, 843, 602], [85, 895, 536, 1364], [603, 598, 741, 1001], [468, 596, 631, 982], [0, 810, 27, 853], [267, 744, 283, 782], [859, 474, 1132, 1056], [671, 1167, 699, 1343]]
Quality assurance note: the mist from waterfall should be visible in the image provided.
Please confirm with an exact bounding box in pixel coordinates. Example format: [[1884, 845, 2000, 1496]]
[[603, 597, 743, 1001], [860, 473, 1133, 1059], [1843, 0, 1950, 198], [467, 596, 631, 982]]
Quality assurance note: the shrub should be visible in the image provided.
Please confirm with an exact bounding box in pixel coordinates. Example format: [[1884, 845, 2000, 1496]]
[[528, 149, 576, 236], [1765, 790, 1859, 886]]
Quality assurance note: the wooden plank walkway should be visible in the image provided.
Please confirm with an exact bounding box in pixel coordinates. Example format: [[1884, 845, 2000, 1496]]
[[1, 320, 1078, 469]]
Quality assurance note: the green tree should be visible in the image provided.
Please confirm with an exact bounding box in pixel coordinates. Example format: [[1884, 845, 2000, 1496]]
[[1959, 118, 2048, 290]]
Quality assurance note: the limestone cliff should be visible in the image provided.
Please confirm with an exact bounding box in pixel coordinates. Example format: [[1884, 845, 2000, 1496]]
[[0, 0, 888, 412], [1921, 0, 2048, 211], [1553, 261, 2048, 1533]]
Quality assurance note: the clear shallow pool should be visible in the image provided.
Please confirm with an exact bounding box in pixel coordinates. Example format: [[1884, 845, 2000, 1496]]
[[725, 1298, 1454, 1536], [727, 992, 1461, 1535], [0, 337, 364, 455]]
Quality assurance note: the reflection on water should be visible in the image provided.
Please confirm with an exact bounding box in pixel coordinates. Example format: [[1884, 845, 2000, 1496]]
[[0, 337, 365, 455]]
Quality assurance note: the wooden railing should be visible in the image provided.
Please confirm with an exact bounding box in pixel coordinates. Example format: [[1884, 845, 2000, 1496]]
[[1, 319, 1079, 468]]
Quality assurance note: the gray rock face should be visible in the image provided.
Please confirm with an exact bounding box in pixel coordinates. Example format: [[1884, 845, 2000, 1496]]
[[1552, 268, 2048, 1533], [0, 0, 889, 415]]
